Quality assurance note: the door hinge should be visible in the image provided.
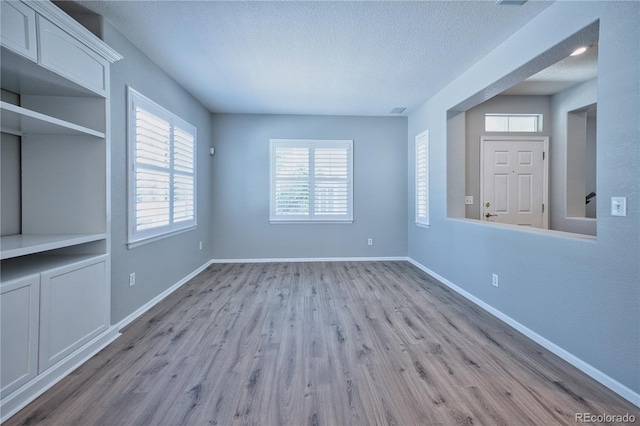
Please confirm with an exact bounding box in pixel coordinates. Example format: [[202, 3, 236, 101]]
[[542, 203, 545, 213], [543, 151, 546, 160]]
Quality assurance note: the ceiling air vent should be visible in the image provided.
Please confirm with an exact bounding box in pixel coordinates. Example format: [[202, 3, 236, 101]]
[[496, 0, 527, 5], [390, 107, 407, 114]]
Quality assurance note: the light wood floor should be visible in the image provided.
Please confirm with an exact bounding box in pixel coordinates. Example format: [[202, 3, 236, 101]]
[[6, 261, 638, 425]]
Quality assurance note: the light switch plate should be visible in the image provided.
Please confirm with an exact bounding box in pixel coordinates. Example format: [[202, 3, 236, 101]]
[[611, 197, 627, 217]]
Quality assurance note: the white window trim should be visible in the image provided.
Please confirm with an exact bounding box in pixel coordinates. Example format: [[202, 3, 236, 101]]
[[269, 139, 353, 224], [415, 130, 429, 227], [127, 87, 197, 247]]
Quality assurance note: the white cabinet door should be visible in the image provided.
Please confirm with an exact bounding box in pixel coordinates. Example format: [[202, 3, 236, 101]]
[[0, 1, 37, 62], [0, 274, 40, 398], [39, 256, 109, 372], [37, 16, 109, 96]]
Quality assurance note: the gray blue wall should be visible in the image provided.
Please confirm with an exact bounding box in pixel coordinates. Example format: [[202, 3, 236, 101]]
[[585, 108, 597, 219], [211, 114, 407, 260], [408, 1, 639, 397], [102, 22, 213, 324], [1, 90, 21, 236], [551, 79, 598, 235], [0, 132, 20, 236]]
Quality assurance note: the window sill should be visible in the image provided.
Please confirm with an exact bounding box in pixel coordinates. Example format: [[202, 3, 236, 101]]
[[415, 222, 430, 229], [446, 218, 597, 241], [127, 225, 196, 250]]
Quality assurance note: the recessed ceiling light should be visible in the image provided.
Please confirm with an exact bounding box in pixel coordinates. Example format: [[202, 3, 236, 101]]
[[570, 46, 588, 56], [390, 107, 406, 114]]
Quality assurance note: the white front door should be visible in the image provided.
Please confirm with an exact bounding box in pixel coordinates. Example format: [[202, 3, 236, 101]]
[[481, 136, 548, 228]]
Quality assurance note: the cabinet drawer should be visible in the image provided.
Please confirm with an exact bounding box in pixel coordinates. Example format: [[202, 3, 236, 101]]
[[39, 256, 109, 372], [0, 1, 38, 62], [37, 16, 108, 96], [0, 274, 40, 398]]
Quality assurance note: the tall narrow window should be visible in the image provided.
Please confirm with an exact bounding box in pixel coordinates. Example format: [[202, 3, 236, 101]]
[[270, 139, 353, 223], [416, 130, 429, 226], [128, 87, 197, 245]]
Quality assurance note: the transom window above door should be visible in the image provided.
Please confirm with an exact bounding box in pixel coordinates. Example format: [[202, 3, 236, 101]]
[[485, 114, 543, 132]]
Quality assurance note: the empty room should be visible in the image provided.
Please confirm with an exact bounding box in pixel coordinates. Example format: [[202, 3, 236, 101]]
[[0, 0, 638, 424]]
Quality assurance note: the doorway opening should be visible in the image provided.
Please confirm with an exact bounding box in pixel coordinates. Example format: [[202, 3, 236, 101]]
[[446, 21, 599, 238]]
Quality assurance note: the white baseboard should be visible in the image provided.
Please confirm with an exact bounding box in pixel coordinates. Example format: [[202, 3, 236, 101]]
[[406, 257, 640, 408], [117, 259, 214, 331], [211, 256, 407, 264], [0, 326, 121, 422]]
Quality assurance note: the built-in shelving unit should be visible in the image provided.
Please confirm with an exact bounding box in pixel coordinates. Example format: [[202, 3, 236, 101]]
[[0, 0, 122, 421]]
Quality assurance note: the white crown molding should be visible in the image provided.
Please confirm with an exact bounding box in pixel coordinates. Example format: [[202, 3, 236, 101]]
[[24, 0, 123, 63]]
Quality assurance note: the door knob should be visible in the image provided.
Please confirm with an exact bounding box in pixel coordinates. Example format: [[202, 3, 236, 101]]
[[485, 212, 497, 218]]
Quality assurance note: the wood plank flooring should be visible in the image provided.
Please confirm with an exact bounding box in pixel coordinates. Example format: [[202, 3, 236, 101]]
[[6, 261, 638, 425]]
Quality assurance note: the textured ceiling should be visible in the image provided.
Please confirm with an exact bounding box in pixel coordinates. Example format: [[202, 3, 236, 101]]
[[66, 0, 554, 116], [503, 43, 598, 96]]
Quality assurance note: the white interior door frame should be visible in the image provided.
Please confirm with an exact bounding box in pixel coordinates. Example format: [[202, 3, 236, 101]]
[[480, 136, 549, 229]]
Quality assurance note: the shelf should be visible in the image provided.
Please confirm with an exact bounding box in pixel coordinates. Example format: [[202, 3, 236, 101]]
[[0, 101, 105, 138], [0, 233, 106, 260], [1, 253, 105, 283]]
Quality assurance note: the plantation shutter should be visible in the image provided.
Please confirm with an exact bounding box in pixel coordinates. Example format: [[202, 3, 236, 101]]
[[134, 106, 171, 231], [128, 87, 197, 244], [271, 140, 353, 222], [173, 126, 196, 223], [416, 131, 429, 226], [314, 145, 350, 217], [273, 145, 310, 217]]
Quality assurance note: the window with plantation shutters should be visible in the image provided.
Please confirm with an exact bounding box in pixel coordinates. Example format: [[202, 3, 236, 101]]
[[415, 130, 429, 227], [128, 87, 197, 245], [270, 139, 353, 223]]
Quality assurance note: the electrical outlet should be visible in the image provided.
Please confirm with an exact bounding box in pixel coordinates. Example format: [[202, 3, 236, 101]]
[[199, 241, 203, 250], [129, 272, 136, 287], [465, 196, 474, 205], [492, 273, 499, 287], [367, 238, 373, 246]]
